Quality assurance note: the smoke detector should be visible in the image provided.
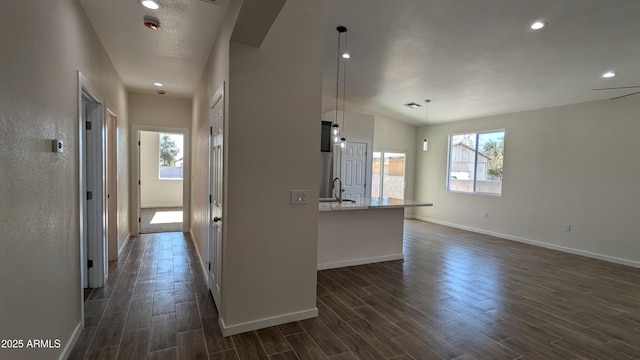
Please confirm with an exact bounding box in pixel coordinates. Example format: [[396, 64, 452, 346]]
[[143, 15, 161, 30]]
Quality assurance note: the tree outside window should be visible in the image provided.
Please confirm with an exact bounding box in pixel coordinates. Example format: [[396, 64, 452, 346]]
[[159, 133, 184, 179], [447, 130, 504, 195]]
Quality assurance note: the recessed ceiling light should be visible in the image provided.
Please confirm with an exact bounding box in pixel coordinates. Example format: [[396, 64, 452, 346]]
[[530, 21, 546, 30], [404, 102, 422, 109], [140, 0, 162, 10], [602, 71, 617, 78], [153, 82, 163, 87]]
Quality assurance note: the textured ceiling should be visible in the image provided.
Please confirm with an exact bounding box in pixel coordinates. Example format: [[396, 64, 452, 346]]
[[79, 0, 228, 97], [80, 0, 640, 124], [323, 0, 640, 125]]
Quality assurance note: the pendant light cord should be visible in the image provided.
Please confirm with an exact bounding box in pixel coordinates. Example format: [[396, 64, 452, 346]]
[[342, 30, 348, 134], [425, 99, 431, 123], [335, 30, 342, 127]]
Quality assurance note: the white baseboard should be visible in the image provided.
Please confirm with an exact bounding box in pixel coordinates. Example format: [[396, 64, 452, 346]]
[[141, 204, 183, 208], [414, 216, 640, 268], [220, 308, 318, 337], [59, 322, 82, 360], [317, 254, 404, 270], [189, 230, 209, 288], [118, 233, 131, 255]]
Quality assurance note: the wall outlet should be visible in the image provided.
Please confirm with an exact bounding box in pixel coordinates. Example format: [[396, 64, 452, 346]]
[[482, 211, 488, 218], [564, 224, 571, 232], [290, 190, 309, 205]]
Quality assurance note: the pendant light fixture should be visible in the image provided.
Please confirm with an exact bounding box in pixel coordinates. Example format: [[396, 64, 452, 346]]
[[340, 26, 349, 151], [333, 26, 349, 148], [423, 99, 431, 152]]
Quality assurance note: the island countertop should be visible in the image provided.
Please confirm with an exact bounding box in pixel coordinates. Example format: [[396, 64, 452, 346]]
[[318, 197, 433, 212]]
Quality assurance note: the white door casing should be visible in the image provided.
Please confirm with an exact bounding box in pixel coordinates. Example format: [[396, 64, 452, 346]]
[[78, 72, 107, 291], [209, 83, 224, 309], [341, 141, 367, 200], [131, 125, 190, 236]]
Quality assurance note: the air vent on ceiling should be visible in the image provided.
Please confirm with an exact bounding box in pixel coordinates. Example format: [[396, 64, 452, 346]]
[[404, 102, 422, 109], [200, 0, 221, 4]]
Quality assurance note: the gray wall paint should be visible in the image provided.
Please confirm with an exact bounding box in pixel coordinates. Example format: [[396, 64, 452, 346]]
[[191, 0, 325, 333], [0, 0, 129, 358], [190, 0, 239, 298], [129, 92, 192, 128], [415, 97, 640, 266], [373, 114, 418, 218], [222, 0, 325, 328]]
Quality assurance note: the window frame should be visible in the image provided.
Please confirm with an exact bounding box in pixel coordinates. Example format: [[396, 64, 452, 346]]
[[446, 129, 505, 196], [158, 132, 184, 181], [371, 150, 407, 200]]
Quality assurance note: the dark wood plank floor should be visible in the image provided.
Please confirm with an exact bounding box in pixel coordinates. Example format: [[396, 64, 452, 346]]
[[69, 220, 640, 359]]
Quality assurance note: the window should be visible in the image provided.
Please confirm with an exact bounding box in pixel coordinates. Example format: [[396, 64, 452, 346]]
[[159, 133, 184, 180], [447, 130, 504, 195], [372, 152, 406, 200]]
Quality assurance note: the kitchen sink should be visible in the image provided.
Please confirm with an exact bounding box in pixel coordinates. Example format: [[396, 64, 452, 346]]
[[319, 198, 356, 203]]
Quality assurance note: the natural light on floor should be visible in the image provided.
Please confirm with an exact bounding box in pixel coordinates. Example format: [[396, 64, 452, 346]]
[[150, 211, 183, 224]]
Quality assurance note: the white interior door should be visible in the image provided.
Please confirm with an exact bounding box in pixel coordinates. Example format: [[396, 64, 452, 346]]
[[341, 141, 367, 200], [209, 85, 224, 308]]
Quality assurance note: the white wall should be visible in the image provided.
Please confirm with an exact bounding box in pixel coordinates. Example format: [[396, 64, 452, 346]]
[[321, 110, 418, 216], [140, 131, 183, 208], [128, 92, 191, 230], [373, 114, 418, 217], [128, 92, 192, 128], [415, 97, 640, 267], [321, 110, 374, 197], [191, 0, 237, 293], [192, 0, 325, 334], [0, 1, 129, 358], [222, 0, 325, 332]]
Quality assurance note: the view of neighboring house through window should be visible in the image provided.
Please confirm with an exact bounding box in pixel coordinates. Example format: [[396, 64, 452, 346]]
[[159, 133, 184, 180], [447, 130, 504, 195], [372, 152, 406, 200]]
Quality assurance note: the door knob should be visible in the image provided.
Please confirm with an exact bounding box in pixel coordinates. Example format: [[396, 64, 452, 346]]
[[213, 217, 221, 222]]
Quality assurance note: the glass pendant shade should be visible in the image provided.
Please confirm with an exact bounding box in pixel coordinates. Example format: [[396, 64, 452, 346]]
[[340, 137, 347, 150]]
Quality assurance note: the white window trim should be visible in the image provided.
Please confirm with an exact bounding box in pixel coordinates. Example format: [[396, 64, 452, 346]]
[[446, 129, 505, 196], [158, 132, 185, 180]]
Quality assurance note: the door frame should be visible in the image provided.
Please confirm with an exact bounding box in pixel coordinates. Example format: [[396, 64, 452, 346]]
[[336, 138, 372, 199], [78, 72, 108, 308], [106, 110, 118, 261], [131, 124, 190, 236], [372, 150, 408, 200], [208, 82, 225, 307]]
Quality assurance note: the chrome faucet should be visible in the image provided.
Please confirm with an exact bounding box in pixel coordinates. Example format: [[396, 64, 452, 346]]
[[332, 177, 343, 201]]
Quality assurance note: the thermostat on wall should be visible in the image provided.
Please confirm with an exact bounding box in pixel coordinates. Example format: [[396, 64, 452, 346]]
[[52, 139, 64, 153]]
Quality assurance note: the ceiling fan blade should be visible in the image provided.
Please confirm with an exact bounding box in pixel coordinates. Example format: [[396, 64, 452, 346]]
[[593, 85, 640, 91], [611, 91, 640, 100]]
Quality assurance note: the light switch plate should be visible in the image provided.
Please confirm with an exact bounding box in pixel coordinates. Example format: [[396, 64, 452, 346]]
[[290, 190, 309, 205], [52, 139, 63, 153]]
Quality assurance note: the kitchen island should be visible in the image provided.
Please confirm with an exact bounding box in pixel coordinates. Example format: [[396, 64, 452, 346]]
[[318, 198, 433, 270]]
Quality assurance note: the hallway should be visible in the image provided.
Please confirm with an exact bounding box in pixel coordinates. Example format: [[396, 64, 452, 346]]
[[70, 232, 219, 359]]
